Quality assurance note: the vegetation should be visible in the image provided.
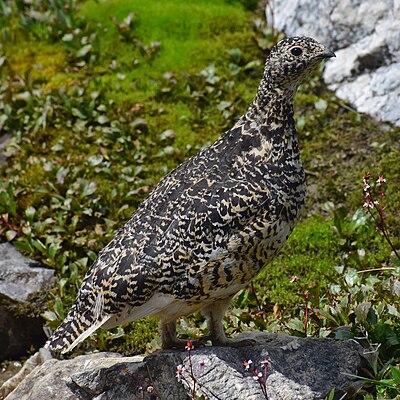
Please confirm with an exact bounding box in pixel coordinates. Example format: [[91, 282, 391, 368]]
[[0, 0, 399, 398]]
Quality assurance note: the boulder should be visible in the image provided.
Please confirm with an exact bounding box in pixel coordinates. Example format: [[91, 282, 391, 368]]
[[272, 0, 400, 126], [4, 332, 363, 400], [0, 243, 55, 360]]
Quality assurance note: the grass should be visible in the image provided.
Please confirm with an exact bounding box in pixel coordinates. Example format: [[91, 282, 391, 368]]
[[0, 0, 399, 398], [80, 0, 250, 70]]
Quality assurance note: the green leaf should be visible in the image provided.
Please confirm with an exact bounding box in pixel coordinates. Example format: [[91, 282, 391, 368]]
[[86, 250, 97, 261], [344, 269, 360, 287], [314, 98, 327, 113], [390, 366, 400, 385], [235, 289, 248, 308], [217, 101, 232, 111], [14, 241, 33, 253], [334, 329, 354, 340], [327, 388, 335, 400], [76, 44, 92, 58], [88, 155, 104, 166], [328, 283, 341, 295], [243, 60, 261, 70], [228, 63, 241, 75], [25, 206, 36, 222], [97, 115, 109, 124], [227, 48, 242, 63], [75, 257, 89, 268], [392, 279, 400, 296], [387, 304, 400, 317], [366, 307, 378, 325], [71, 108, 86, 119], [48, 242, 59, 260], [5, 230, 17, 241], [55, 298, 65, 320], [42, 310, 58, 322], [318, 327, 331, 338], [286, 318, 305, 333], [61, 33, 74, 42], [365, 275, 380, 287], [32, 239, 46, 252], [334, 265, 345, 275], [351, 209, 368, 230], [59, 278, 68, 297], [256, 37, 271, 50], [355, 302, 371, 323]]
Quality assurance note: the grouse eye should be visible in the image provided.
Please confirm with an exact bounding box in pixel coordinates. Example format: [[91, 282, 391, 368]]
[[290, 46, 303, 56]]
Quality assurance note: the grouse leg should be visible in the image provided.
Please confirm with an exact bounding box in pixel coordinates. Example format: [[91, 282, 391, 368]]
[[160, 319, 186, 349], [201, 297, 255, 347]]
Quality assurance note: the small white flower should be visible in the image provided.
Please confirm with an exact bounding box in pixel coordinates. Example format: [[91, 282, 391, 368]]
[[376, 176, 386, 183], [243, 360, 253, 370], [176, 364, 186, 382], [252, 372, 262, 381], [261, 357, 270, 369]]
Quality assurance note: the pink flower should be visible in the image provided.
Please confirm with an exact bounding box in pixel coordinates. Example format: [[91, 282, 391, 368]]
[[363, 172, 371, 182], [252, 369, 263, 380], [185, 340, 194, 351], [363, 183, 370, 192], [176, 364, 186, 382], [363, 194, 374, 209], [243, 359, 253, 370], [261, 357, 270, 370], [376, 175, 386, 183]]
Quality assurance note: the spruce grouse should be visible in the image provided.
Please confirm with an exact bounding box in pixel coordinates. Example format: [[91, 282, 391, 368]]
[[47, 36, 335, 354]]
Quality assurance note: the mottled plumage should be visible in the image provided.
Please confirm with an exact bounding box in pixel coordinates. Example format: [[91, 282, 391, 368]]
[[47, 36, 335, 354]]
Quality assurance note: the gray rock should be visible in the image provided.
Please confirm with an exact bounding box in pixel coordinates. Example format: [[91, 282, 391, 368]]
[[5, 333, 363, 400], [272, 0, 400, 126], [0, 243, 54, 304], [0, 243, 55, 360]]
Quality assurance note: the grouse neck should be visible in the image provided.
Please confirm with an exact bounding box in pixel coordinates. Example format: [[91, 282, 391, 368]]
[[245, 76, 297, 130], [236, 76, 302, 165]]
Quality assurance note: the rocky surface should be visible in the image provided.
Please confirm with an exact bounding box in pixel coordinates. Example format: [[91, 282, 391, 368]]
[[273, 0, 400, 126], [0, 133, 11, 166], [4, 332, 363, 400], [0, 243, 55, 360]]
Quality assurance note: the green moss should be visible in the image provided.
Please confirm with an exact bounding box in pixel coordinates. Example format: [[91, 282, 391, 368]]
[[95, 318, 159, 355], [254, 215, 340, 305], [79, 0, 249, 72], [3, 39, 68, 84]]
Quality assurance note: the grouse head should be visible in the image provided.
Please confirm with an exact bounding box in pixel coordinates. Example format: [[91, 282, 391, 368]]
[[265, 36, 335, 90]]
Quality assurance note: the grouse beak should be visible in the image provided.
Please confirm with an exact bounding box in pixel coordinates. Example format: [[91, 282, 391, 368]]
[[315, 48, 336, 59]]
